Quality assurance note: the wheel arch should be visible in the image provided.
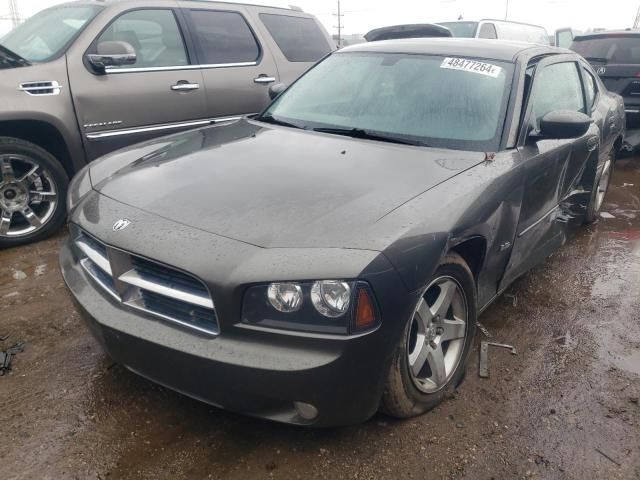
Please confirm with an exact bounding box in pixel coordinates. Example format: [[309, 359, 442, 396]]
[[0, 119, 79, 178], [449, 235, 487, 282]]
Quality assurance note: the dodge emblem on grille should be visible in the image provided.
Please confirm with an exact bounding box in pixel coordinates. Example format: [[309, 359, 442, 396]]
[[113, 218, 132, 232]]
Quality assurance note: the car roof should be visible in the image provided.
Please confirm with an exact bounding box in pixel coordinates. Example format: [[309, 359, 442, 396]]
[[574, 30, 640, 40], [439, 19, 546, 30], [55, 0, 306, 14], [340, 38, 566, 62]]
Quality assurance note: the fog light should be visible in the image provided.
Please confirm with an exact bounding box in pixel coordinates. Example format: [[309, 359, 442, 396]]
[[268, 283, 303, 312], [311, 280, 351, 317], [294, 401, 318, 420]]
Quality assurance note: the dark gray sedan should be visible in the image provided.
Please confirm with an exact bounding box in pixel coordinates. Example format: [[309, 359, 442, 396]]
[[60, 39, 624, 427]]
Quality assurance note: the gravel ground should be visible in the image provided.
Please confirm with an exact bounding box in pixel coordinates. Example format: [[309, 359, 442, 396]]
[[1, 159, 639, 480]]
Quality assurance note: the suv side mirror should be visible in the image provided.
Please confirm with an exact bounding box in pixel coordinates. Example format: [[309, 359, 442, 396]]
[[537, 110, 591, 139], [87, 41, 137, 72], [268, 83, 287, 100]]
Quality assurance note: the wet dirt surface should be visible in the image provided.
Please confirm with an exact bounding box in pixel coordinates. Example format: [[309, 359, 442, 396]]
[[1, 160, 640, 480]]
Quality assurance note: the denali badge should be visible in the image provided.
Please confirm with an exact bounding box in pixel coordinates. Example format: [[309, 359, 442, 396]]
[[113, 218, 132, 232], [597, 67, 606, 75]]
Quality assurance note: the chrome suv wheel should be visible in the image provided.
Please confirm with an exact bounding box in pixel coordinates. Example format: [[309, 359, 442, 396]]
[[0, 137, 69, 248], [382, 253, 477, 419]]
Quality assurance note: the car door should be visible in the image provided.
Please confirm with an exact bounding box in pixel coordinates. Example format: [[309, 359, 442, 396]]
[[500, 57, 599, 288], [178, 3, 280, 120], [248, 8, 335, 85], [67, 6, 207, 161]]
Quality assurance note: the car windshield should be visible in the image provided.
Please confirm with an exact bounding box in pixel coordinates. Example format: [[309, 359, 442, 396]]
[[437, 22, 478, 38], [261, 52, 513, 151], [571, 36, 640, 64], [0, 6, 101, 63]]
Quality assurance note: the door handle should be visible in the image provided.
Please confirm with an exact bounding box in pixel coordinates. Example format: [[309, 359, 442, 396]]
[[254, 75, 276, 84], [171, 82, 200, 92]]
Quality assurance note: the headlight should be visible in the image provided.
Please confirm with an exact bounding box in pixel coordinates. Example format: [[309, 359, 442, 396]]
[[311, 281, 351, 317], [268, 283, 303, 312], [242, 280, 378, 335], [66, 165, 92, 214]]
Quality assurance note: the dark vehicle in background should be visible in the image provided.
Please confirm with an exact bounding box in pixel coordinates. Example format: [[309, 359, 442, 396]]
[[571, 31, 640, 131], [61, 39, 624, 427], [0, 0, 333, 248], [437, 19, 549, 44], [365, 24, 452, 42]]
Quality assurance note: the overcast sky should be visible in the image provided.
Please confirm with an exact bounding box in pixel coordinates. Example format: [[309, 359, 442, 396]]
[[1, 0, 638, 37]]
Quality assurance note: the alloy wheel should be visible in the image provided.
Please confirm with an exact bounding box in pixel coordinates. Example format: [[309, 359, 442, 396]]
[[594, 157, 612, 213], [406, 276, 468, 393], [0, 154, 58, 238]]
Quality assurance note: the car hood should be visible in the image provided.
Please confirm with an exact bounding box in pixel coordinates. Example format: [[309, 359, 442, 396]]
[[91, 119, 485, 249]]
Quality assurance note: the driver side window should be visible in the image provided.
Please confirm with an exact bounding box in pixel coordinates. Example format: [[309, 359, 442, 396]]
[[96, 9, 189, 69], [529, 62, 586, 130]]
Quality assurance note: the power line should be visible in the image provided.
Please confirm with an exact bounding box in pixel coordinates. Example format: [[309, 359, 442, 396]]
[[634, 3, 640, 28]]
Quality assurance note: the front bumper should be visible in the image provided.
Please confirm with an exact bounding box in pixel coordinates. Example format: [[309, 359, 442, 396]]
[[59, 197, 411, 426]]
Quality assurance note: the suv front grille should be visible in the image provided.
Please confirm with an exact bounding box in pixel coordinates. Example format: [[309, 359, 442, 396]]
[[73, 228, 219, 336]]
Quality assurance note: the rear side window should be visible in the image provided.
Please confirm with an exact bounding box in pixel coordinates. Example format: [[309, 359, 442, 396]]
[[188, 10, 260, 65], [530, 62, 585, 128], [478, 23, 497, 39], [96, 9, 188, 68], [259, 14, 330, 62], [571, 36, 640, 64]]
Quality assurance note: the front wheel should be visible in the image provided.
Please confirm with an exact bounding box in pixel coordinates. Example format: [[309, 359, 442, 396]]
[[584, 150, 614, 224], [0, 137, 69, 248], [382, 253, 477, 418]]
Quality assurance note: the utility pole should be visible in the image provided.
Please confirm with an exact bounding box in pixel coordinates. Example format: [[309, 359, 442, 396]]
[[634, 4, 640, 29], [8, 0, 20, 27], [504, 0, 509, 20], [333, 0, 344, 48]]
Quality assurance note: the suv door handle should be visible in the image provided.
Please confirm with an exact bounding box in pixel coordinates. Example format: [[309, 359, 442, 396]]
[[171, 82, 200, 92], [254, 75, 276, 84]]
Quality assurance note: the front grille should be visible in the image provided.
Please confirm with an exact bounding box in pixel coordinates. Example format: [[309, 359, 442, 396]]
[[73, 228, 218, 336]]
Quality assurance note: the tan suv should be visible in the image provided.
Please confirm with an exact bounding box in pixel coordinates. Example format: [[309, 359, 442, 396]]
[[0, 0, 333, 247]]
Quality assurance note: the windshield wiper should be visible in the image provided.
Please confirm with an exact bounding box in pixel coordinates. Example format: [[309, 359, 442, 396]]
[[313, 127, 428, 146], [584, 56, 609, 64], [0, 45, 30, 67], [256, 114, 303, 129]]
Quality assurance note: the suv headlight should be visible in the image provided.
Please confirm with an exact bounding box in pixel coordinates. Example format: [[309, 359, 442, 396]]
[[242, 280, 379, 335], [66, 165, 92, 214]]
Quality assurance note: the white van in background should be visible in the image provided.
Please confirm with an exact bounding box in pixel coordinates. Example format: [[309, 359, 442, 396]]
[[437, 19, 550, 45]]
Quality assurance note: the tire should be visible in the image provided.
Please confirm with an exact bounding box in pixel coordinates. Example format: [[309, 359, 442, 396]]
[[0, 137, 69, 248], [382, 253, 477, 418], [584, 149, 614, 224]]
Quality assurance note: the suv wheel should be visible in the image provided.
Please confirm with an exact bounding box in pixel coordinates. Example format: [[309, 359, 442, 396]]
[[0, 137, 69, 248], [382, 253, 477, 418], [584, 149, 614, 224]]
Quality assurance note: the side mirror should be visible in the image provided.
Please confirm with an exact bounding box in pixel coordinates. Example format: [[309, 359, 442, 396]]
[[268, 83, 287, 100], [537, 110, 592, 139], [87, 41, 137, 72]]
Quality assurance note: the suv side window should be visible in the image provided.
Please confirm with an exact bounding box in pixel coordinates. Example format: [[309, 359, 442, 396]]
[[259, 14, 331, 62], [96, 9, 188, 69], [188, 10, 260, 65], [530, 62, 585, 128], [478, 23, 497, 39], [583, 67, 598, 108]]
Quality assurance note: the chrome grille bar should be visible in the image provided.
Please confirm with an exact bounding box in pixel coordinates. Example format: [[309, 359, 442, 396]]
[[72, 227, 219, 335], [118, 270, 214, 309]]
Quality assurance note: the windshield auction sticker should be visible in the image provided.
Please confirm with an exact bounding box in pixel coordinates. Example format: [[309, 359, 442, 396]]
[[440, 58, 502, 78]]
